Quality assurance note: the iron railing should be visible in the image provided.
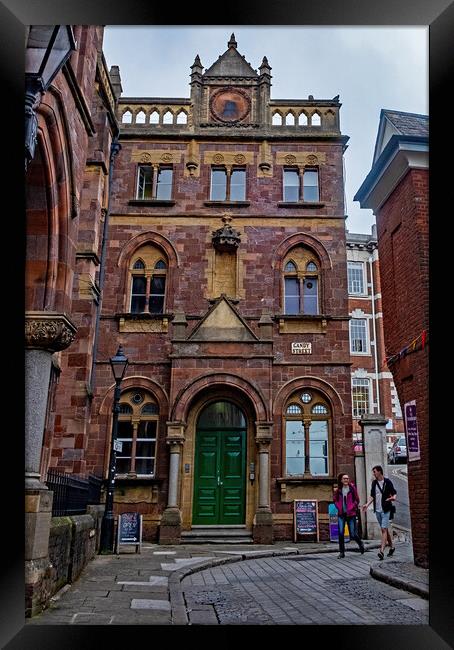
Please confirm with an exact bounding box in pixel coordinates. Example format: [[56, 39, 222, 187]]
[[46, 469, 103, 517]]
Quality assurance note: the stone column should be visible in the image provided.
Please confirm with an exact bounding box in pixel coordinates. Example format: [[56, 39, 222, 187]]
[[253, 422, 274, 544], [25, 312, 77, 616], [159, 422, 186, 544], [359, 414, 388, 540]]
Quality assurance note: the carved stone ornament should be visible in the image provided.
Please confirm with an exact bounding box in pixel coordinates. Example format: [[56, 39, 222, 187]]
[[140, 153, 152, 163], [212, 216, 241, 253], [234, 154, 246, 164], [161, 153, 173, 163], [25, 312, 77, 352], [213, 153, 225, 164], [285, 154, 297, 165], [210, 87, 251, 124], [306, 154, 319, 165]]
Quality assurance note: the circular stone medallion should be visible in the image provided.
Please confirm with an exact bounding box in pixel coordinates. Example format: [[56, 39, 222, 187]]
[[210, 88, 251, 123]]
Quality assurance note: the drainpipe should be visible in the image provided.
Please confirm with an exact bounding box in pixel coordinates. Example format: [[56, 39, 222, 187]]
[[89, 138, 121, 394], [368, 254, 380, 414]]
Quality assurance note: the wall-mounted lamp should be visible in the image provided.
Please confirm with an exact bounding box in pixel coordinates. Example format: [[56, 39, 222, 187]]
[[25, 25, 76, 170]]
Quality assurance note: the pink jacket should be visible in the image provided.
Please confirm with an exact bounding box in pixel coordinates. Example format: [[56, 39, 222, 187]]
[[333, 482, 360, 517]]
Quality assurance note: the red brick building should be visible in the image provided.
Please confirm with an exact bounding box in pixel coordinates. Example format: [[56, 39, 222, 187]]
[[346, 226, 405, 451], [355, 109, 429, 567], [60, 34, 355, 544]]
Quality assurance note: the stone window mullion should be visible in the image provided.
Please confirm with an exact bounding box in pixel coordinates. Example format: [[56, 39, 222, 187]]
[[303, 418, 311, 474], [130, 421, 139, 473]]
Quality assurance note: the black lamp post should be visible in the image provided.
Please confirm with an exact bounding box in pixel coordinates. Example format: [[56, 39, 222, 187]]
[[99, 345, 129, 553], [25, 25, 76, 171]]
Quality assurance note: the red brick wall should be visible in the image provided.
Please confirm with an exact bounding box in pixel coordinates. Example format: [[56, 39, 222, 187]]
[[375, 168, 429, 567]]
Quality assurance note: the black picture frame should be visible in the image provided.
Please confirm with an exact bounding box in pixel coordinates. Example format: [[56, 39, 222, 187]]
[[2, 0, 451, 647]]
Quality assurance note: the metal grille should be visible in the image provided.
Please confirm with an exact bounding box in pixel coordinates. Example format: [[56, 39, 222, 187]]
[[46, 469, 103, 517]]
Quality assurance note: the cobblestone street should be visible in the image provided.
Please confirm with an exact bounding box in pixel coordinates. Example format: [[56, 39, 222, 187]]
[[181, 548, 429, 625]]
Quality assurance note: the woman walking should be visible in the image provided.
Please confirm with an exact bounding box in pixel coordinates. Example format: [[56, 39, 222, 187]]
[[333, 473, 365, 558]]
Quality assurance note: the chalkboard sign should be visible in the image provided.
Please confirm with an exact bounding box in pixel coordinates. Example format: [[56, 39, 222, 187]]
[[116, 512, 142, 554], [294, 499, 319, 542]]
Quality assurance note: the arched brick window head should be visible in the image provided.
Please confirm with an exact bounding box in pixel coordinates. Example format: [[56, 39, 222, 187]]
[[283, 248, 320, 315], [116, 390, 159, 477], [129, 245, 168, 314]]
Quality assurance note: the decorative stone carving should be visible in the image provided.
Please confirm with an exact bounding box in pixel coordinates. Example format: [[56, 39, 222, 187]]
[[140, 153, 152, 163], [306, 154, 319, 165], [209, 87, 251, 124], [285, 154, 297, 165], [161, 153, 173, 163], [234, 153, 246, 164], [212, 216, 241, 253], [25, 312, 77, 352], [213, 153, 225, 164]]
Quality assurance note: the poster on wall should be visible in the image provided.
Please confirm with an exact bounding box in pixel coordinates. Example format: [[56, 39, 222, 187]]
[[404, 399, 420, 462]]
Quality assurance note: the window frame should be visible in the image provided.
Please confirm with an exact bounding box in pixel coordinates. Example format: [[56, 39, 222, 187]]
[[349, 317, 369, 354], [128, 247, 168, 315], [283, 253, 320, 316], [283, 166, 320, 202], [115, 390, 159, 478], [347, 261, 366, 295], [352, 377, 371, 418], [283, 390, 332, 477], [210, 165, 247, 202], [136, 164, 174, 200]]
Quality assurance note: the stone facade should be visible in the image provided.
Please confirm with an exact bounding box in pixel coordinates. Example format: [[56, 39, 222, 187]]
[[71, 35, 354, 544], [355, 110, 429, 567]]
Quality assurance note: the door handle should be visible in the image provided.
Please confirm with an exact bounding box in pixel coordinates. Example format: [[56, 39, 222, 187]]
[[217, 476, 223, 486]]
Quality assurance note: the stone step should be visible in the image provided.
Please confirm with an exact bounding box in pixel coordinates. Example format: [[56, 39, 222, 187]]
[[181, 527, 253, 544], [180, 537, 254, 544]]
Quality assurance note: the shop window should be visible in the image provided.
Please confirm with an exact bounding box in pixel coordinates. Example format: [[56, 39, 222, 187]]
[[284, 390, 331, 476], [116, 390, 158, 476]]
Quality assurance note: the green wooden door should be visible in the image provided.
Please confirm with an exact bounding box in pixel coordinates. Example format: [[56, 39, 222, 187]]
[[192, 428, 246, 525]]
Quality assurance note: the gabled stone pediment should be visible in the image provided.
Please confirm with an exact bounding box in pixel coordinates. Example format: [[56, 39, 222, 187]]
[[189, 296, 258, 341], [203, 37, 258, 79]]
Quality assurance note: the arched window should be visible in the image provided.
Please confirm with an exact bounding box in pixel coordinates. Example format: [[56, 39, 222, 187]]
[[135, 110, 146, 124], [285, 112, 295, 126], [311, 112, 321, 126], [163, 110, 174, 124], [283, 248, 320, 315], [116, 390, 159, 476], [284, 389, 331, 476], [150, 110, 160, 124], [129, 245, 168, 314], [121, 110, 132, 124], [176, 110, 188, 124], [272, 112, 283, 126], [298, 112, 308, 126]]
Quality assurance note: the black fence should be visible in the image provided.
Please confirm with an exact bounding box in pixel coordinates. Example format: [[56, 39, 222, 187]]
[[46, 469, 103, 517]]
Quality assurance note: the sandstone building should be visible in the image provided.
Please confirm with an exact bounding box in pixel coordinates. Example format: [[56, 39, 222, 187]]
[[48, 34, 355, 544]]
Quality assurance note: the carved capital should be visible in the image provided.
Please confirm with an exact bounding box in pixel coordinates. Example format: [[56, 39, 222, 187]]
[[25, 312, 77, 352], [166, 421, 186, 446], [255, 421, 273, 445]]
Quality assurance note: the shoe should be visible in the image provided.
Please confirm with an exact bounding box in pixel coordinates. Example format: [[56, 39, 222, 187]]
[[338, 553, 345, 559], [377, 551, 384, 560], [359, 544, 365, 554], [388, 547, 395, 557]]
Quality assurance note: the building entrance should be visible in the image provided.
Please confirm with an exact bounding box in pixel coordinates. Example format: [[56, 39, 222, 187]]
[[192, 401, 247, 525]]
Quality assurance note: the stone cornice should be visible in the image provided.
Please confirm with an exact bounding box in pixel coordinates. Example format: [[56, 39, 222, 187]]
[[25, 312, 77, 352]]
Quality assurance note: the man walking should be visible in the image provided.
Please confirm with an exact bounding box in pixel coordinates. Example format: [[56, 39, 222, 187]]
[[361, 465, 397, 560]]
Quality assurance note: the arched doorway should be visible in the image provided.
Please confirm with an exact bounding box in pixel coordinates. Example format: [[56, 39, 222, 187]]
[[192, 401, 247, 525]]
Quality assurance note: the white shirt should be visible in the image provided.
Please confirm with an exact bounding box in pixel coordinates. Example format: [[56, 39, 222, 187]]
[[375, 479, 385, 513]]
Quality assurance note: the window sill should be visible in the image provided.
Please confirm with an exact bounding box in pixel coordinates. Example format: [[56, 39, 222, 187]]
[[276, 315, 327, 335], [128, 199, 175, 207], [117, 312, 171, 333], [114, 475, 163, 484], [203, 200, 250, 207], [277, 201, 325, 208]]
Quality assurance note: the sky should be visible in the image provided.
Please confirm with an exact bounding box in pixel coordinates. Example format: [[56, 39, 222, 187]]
[[102, 26, 428, 235]]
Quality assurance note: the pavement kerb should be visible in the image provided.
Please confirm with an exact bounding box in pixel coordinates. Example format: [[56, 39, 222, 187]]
[[369, 563, 429, 599], [169, 542, 383, 625]]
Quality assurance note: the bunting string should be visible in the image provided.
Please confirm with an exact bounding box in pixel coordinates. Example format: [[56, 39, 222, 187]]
[[384, 329, 429, 368]]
